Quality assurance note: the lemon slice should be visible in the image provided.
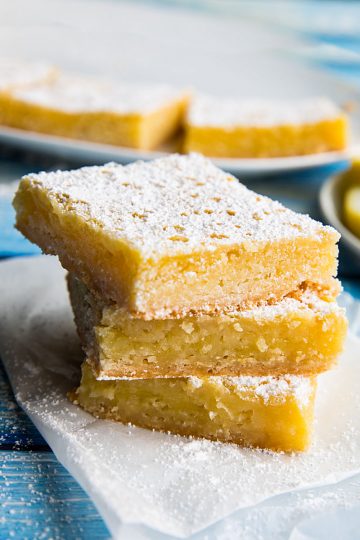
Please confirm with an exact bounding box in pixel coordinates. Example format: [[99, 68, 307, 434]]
[[344, 186, 360, 239]]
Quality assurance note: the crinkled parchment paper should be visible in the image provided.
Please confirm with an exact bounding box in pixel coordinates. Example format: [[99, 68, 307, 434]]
[[1, 256, 360, 540]]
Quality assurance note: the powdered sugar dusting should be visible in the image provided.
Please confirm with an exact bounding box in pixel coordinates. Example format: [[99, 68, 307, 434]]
[[234, 287, 344, 320], [188, 95, 343, 128], [0, 58, 56, 92], [188, 376, 203, 389], [11, 74, 187, 114], [189, 373, 314, 407], [21, 154, 338, 259]]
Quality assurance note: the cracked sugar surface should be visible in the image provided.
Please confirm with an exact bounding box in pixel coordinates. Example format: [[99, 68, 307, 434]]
[[23, 154, 338, 259]]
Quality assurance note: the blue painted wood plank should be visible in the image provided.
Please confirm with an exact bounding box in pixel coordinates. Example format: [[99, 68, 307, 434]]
[[0, 451, 109, 539], [0, 151, 68, 258], [0, 359, 110, 537], [0, 192, 41, 257], [0, 360, 48, 450], [343, 279, 360, 300]]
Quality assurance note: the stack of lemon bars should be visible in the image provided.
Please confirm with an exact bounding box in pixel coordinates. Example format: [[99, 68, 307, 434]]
[[13, 154, 347, 452]]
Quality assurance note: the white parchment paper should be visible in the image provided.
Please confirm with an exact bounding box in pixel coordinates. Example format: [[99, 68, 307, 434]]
[[1, 256, 360, 539]]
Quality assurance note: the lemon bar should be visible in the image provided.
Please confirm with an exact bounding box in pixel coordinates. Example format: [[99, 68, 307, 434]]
[[71, 361, 316, 452], [0, 74, 188, 149], [184, 96, 348, 158], [68, 274, 346, 378], [14, 154, 340, 319]]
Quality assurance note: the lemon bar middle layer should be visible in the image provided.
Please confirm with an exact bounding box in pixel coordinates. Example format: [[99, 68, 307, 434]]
[[14, 154, 340, 319], [72, 362, 316, 452], [68, 274, 346, 378]]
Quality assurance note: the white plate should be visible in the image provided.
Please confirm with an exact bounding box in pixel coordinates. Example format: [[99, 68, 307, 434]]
[[0, 124, 358, 178]]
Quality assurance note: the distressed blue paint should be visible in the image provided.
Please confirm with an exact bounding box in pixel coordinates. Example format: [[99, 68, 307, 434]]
[[0, 361, 48, 450], [343, 279, 360, 300], [0, 189, 41, 257], [0, 361, 110, 538], [0, 451, 109, 539]]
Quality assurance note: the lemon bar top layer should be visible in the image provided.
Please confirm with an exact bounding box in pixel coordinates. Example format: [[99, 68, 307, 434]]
[[9, 74, 188, 115], [0, 58, 57, 92], [17, 154, 338, 259], [74, 362, 316, 452], [187, 95, 344, 128], [14, 154, 340, 316]]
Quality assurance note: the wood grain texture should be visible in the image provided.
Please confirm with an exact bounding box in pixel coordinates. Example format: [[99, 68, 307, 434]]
[[0, 362, 47, 450], [0, 361, 109, 539], [0, 451, 109, 539]]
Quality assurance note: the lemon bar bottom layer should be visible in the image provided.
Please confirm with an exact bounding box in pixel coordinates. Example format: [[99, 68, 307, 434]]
[[68, 275, 347, 379], [72, 362, 316, 452]]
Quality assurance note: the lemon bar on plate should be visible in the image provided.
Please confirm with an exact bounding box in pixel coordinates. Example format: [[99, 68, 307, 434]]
[[184, 96, 348, 158], [71, 361, 316, 452], [68, 274, 346, 378], [14, 154, 339, 319], [0, 74, 188, 150]]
